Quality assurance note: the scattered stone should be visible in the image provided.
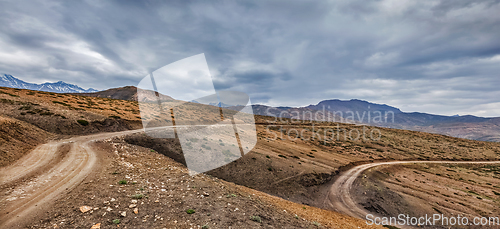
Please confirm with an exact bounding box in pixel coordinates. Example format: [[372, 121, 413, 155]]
[[129, 204, 137, 208], [131, 200, 138, 204], [133, 208, 139, 214], [79, 206, 92, 213], [106, 207, 113, 211], [90, 223, 101, 229], [121, 211, 127, 217]]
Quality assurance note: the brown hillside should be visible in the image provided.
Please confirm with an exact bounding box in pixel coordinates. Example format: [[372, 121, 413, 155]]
[[2, 86, 500, 228], [0, 115, 54, 167], [73, 86, 174, 102], [0, 86, 142, 136]]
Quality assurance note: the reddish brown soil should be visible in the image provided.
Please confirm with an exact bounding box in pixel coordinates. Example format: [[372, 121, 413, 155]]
[[3, 87, 500, 229], [352, 163, 500, 227], [24, 137, 379, 229], [0, 115, 54, 167]]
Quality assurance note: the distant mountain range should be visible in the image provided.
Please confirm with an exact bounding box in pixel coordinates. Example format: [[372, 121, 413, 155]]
[[190, 101, 237, 108], [4, 73, 496, 142], [244, 100, 500, 142], [306, 99, 402, 114], [70, 85, 500, 142], [0, 74, 97, 93]]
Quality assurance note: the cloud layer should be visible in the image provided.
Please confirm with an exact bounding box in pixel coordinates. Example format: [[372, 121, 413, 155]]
[[1, 0, 500, 116]]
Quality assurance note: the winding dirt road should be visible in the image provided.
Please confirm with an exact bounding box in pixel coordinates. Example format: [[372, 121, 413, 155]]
[[0, 129, 144, 228], [323, 160, 500, 221], [3, 124, 500, 229]]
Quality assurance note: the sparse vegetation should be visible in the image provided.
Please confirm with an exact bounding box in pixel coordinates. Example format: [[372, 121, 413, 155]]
[[250, 215, 262, 223], [0, 98, 15, 104], [131, 194, 144, 199], [383, 225, 400, 229], [0, 90, 19, 97], [52, 101, 70, 106], [186, 209, 195, 214], [201, 144, 212, 150], [77, 120, 89, 126], [3, 86, 500, 229], [39, 111, 54, 116]]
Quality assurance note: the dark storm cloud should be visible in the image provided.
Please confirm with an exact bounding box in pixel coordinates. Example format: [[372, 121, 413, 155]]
[[1, 0, 500, 116]]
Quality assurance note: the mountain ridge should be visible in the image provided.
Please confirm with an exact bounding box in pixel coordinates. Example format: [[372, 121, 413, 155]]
[[246, 100, 500, 142], [10, 78, 494, 142], [0, 74, 97, 93], [307, 99, 403, 114], [74, 85, 174, 102]]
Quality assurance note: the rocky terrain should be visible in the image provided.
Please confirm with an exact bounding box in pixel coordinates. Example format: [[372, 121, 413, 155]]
[[24, 137, 375, 229], [0, 87, 380, 228], [2, 86, 500, 228]]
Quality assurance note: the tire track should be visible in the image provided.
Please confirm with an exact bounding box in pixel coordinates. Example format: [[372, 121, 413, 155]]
[[0, 129, 144, 228], [323, 160, 500, 221]]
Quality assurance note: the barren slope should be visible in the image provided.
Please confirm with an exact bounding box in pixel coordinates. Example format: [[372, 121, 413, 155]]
[[0, 87, 383, 228], [3, 86, 500, 228], [351, 162, 500, 224], [0, 115, 54, 167], [17, 135, 380, 229]]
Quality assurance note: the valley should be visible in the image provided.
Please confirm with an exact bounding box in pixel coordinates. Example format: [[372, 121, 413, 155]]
[[1, 86, 500, 228]]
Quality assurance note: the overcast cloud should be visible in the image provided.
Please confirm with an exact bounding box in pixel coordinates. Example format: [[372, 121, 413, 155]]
[[1, 0, 500, 116]]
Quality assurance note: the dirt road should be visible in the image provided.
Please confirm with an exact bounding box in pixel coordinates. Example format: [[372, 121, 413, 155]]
[[323, 160, 500, 221], [3, 123, 500, 228], [0, 129, 144, 228], [0, 124, 240, 228]]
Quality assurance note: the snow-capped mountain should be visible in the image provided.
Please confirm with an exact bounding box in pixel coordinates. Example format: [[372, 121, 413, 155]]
[[208, 102, 241, 108], [190, 100, 241, 107], [0, 74, 98, 93]]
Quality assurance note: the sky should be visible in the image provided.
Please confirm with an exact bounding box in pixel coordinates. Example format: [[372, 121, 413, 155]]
[[1, 0, 500, 117]]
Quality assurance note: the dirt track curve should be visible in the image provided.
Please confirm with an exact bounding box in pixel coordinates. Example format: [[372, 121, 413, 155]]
[[0, 129, 144, 228], [3, 124, 500, 228], [323, 160, 500, 221]]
